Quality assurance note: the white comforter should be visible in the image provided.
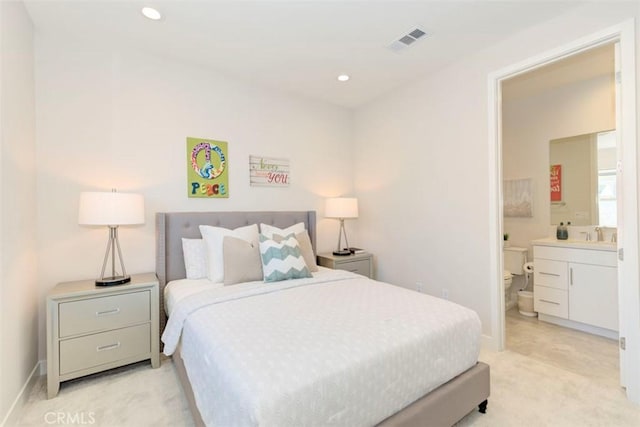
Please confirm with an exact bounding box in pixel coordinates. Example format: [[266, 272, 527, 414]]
[[162, 271, 481, 427]]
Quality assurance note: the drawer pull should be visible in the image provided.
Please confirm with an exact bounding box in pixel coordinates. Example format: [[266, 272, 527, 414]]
[[96, 342, 120, 352], [540, 272, 560, 277], [570, 267, 573, 286], [539, 299, 560, 306], [96, 308, 120, 317]]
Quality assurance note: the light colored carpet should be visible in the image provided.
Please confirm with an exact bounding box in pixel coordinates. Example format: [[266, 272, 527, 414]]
[[15, 356, 194, 427], [15, 312, 640, 426]]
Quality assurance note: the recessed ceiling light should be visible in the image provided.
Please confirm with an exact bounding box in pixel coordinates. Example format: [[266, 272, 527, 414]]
[[337, 74, 350, 82], [141, 7, 162, 21]]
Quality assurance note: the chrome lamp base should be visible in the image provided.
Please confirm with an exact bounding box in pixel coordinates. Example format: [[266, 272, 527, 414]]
[[95, 226, 130, 286], [333, 218, 352, 256], [332, 250, 352, 256], [96, 275, 131, 286]]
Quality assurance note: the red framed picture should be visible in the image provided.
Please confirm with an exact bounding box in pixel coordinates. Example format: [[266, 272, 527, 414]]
[[550, 164, 562, 202]]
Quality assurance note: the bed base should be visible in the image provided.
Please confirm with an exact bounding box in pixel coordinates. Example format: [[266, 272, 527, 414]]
[[173, 344, 489, 427]]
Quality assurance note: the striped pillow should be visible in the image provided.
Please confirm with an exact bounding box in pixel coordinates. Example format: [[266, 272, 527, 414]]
[[259, 234, 312, 282]]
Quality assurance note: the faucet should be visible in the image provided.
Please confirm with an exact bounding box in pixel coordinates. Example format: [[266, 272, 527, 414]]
[[580, 231, 591, 242], [595, 227, 604, 242]]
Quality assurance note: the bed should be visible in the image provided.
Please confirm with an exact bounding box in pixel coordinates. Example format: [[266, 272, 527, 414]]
[[156, 211, 490, 427]]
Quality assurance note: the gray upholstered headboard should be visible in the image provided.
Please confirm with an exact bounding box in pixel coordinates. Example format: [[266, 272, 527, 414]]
[[155, 211, 317, 332]]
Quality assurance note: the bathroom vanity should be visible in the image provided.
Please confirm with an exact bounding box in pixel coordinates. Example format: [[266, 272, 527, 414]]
[[532, 238, 618, 339]]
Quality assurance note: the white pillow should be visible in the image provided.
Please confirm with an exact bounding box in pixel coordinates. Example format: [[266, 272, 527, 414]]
[[181, 238, 208, 279], [199, 224, 259, 283], [260, 222, 305, 239]]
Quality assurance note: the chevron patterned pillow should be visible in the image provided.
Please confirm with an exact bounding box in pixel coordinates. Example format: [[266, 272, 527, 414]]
[[259, 234, 312, 282]]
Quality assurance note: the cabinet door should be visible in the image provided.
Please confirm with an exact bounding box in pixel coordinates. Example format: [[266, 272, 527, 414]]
[[568, 263, 618, 331]]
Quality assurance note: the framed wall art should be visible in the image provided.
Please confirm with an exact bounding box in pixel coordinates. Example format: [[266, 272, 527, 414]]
[[550, 164, 562, 202], [249, 155, 290, 187], [187, 137, 229, 198], [504, 178, 533, 217]]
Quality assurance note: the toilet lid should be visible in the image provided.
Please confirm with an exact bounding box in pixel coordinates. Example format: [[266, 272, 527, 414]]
[[504, 270, 512, 280]]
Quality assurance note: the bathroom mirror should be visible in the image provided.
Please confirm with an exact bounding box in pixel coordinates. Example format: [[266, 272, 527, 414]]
[[549, 130, 616, 226]]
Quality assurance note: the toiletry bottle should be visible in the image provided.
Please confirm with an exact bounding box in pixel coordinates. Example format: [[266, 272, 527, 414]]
[[565, 222, 571, 240], [559, 222, 569, 240], [557, 222, 564, 240]]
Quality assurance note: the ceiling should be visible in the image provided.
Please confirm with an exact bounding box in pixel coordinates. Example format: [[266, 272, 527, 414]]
[[24, 1, 588, 108]]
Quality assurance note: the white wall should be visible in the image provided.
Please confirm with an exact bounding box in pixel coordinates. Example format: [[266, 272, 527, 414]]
[[35, 35, 354, 359], [353, 2, 640, 340], [0, 1, 37, 423], [503, 74, 615, 250]]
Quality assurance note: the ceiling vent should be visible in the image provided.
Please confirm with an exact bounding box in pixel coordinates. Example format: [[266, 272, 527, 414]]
[[389, 27, 429, 52]]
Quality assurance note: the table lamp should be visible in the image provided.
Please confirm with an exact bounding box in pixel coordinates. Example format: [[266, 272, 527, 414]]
[[325, 197, 358, 256], [78, 190, 144, 285]]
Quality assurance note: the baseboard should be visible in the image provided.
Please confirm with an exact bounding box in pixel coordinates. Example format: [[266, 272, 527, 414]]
[[538, 314, 618, 340], [1, 360, 43, 427]]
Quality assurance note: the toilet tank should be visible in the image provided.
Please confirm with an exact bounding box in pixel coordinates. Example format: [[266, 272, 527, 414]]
[[504, 247, 528, 275]]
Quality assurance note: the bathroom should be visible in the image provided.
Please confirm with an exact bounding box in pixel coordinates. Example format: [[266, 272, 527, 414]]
[[500, 43, 621, 384]]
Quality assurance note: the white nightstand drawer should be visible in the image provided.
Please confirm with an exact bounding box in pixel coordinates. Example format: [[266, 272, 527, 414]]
[[59, 323, 151, 375], [336, 259, 370, 276], [317, 253, 373, 279], [534, 285, 568, 318], [59, 291, 150, 337]]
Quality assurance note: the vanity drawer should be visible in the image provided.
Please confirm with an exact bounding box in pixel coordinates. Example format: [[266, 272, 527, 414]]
[[59, 323, 150, 375], [534, 259, 567, 290], [59, 291, 150, 337], [534, 285, 568, 318]]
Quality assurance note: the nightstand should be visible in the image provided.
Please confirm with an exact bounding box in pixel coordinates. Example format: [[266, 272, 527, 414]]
[[317, 252, 374, 278], [46, 272, 160, 398]]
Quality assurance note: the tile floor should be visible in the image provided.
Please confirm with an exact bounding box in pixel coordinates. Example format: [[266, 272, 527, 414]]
[[505, 307, 620, 388]]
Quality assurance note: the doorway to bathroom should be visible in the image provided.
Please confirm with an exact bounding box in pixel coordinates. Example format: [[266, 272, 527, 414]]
[[502, 44, 617, 336], [488, 20, 640, 404]]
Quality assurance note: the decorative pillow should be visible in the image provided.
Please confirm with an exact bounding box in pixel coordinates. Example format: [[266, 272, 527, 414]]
[[260, 222, 306, 239], [199, 224, 259, 283], [222, 236, 263, 285], [181, 238, 207, 279], [259, 234, 312, 282], [273, 231, 318, 272]]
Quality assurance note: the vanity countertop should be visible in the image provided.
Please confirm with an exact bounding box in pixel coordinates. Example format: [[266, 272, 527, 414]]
[[531, 237, 617, 252]]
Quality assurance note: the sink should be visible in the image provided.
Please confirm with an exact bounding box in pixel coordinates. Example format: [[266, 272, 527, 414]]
[[531, 237, 617, 251]]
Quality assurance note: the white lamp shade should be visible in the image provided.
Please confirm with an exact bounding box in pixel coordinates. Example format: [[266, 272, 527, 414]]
[[325, 197, 358, 219], [78, 192, 145, 226]]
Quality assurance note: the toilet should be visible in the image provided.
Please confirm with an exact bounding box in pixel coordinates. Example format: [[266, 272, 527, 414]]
[[503, 247, 528, 311]]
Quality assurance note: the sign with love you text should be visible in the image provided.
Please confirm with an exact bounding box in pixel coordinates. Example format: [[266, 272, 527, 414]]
[[249, 156, 290, 187]]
